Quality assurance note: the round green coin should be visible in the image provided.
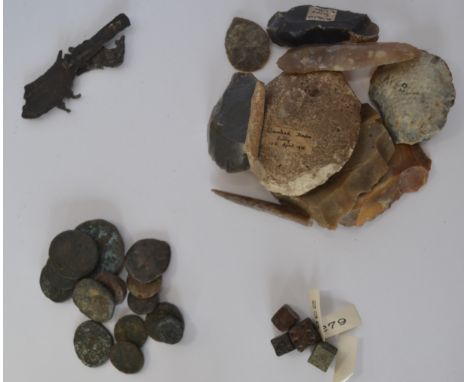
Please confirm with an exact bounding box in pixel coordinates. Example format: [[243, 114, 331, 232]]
[[73, 278, 115, 322], [127, 293, 159, 315], [74, 320, 113, 367], [114, 315, 148, 347], [145, 302, 184, 344], [76, 219, 125, 274], [39, 261, 76, 302], [110, 341, 144, 374], [49, 230, 98, 279]]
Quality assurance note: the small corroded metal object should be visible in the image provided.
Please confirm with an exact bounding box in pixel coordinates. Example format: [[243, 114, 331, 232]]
[[271, 333, 295, 356], [39, 261, 75, 302], [308, 342, 338, 372], [76, 219, 125, 274], [73, 278, 115, 322], [145, 302, 184, 344], [279, 104, 395, 229], [370, 51, 455, 144], [74, 320, 113, 367], [94, 272, 127, 304], [277, 42, 421, 73], [22, 14, 130, 119], [125, 239, 171, 283], [114, 315, 148, 347], [245, 71, 361, 196], [341, 144, 431, 226], [225, 17, 270, 72], [288, 318, 321, 352], [49, 230, 98, 280], [127, 293, 160, 315], [267, 5, 379, 47], [110, 341, 144, 374], [271, 304, 299, 331], [208, 72, 264, 173], [127, 274, 162, 299]]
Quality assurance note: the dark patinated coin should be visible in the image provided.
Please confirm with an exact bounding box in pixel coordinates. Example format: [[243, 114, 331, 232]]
[[125, 239, 171, 283], [225, 17, 270, 72], [110, 341, 144, 374], [127, 274, 162, 299], [49, 230, 98, 279], [74, 320, 113, 367], [76, 219, 125, 274], [271, 304, 299, 332], [39, 262, 75, 302], [271, 333, 295, 356], [73, 278, 115, 322], [114, 315, 148, 347], [127, 293, 160, 315], [94, 272, 127, 304], [145, 302, 184, 344], [288, 318, 321, 352]]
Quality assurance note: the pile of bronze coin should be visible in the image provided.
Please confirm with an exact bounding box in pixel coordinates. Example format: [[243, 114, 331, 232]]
[[271, 304, 336, 372], [209, 5, 455, 229], [39, 219, 185, 374]]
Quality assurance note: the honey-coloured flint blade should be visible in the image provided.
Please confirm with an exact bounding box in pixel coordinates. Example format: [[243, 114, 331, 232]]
[[277, 42, 421, 73], [212, 189, 311, 225], [341, 144, 431, 226]]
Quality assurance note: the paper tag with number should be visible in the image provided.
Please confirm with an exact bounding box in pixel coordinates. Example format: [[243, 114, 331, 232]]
[[333, 335, 358, 382], [309, 289, 324, 340], [321, 304, 362, 339]]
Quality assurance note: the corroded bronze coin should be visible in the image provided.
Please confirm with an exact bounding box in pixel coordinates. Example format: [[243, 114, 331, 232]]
[[225, 17, 270, 72], [127, 274, 162, 299], [94, 272, 127, 304], [114, 315, 148, 347], [76, 219, 125, 274], [74, 320, 113, 367], [127, 293, 160, 315], [125, 239, 171, 283], [39, 262, 75, 302], [49, 230, 98, 279], [145, 302, 184, 344], [110, 341, 144, 374], [73, 278, 115, 322]]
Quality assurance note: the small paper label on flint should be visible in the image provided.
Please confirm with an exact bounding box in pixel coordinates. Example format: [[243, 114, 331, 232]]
[[262, 127, 313, 154], [306, 6, 337, 22]]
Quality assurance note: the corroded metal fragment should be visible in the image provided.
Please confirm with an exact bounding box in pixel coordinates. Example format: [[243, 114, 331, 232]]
[[279, 104, 395, 229], [308, 342, 338, 372], [278, 43, 421, 73], [271, 304, 300, 331], [145, 303, 185, 344], [288, 318, 321, 352], [74, 320, 113, 367], [22, 14, 130, 118], [114, 315, 148, 347], [370, 51, 455, 144], [208, 73, 264, 172], [94, 272, 127, 304], [76, 219, 125, 275], [127, 293, 160, 315], [212, 189, 311, 225], [110, 342, 144, 374], [73, 278, 115, 322], [127, 274, 162, 299], [49, 230, 98, 280], [246, 72, 361, 196], [271, 333, 295, 356], [267, 5, 378, 47], [341, 144, 431, 226], [76, 36, 126, 75], [225, 17, 270, 72], [125, 239, 171, 283], [39, 261, 75, 302]]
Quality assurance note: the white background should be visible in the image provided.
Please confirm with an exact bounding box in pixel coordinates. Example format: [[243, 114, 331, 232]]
[[4, 0, 463, 381]]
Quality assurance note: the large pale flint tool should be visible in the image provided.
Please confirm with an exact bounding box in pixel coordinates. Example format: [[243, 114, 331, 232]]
[[277, 43, 421, 73], [22, 13, 130, 119], [267, 5, 379, 47], [245, 72, 361, 197]]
